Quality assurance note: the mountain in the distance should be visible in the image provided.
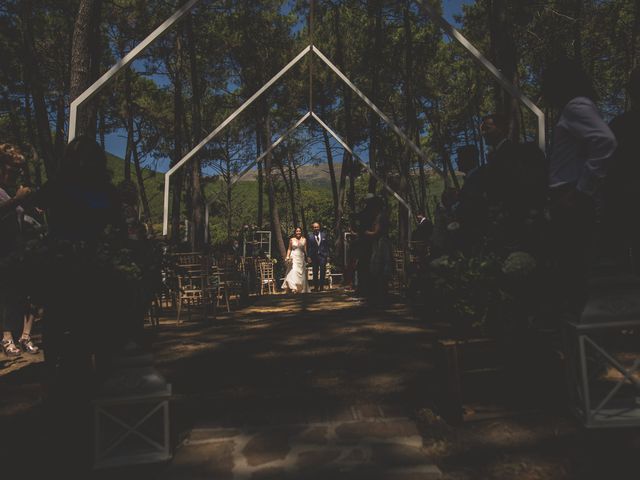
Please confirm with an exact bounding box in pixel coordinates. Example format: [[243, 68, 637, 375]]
[[238, 162, 342, 188]]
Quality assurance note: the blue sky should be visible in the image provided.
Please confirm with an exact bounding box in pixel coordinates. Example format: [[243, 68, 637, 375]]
[[443, 0, 472, 25], [104, 1, 473, 172]]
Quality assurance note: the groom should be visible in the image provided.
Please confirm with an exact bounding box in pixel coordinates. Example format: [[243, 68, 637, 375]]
[[307, 222, 329, 291]]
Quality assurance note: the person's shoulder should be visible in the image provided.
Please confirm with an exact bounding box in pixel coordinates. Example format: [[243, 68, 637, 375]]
[[562, 96, 600, 118]]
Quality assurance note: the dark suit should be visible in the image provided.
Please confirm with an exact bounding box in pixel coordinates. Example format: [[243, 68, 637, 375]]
[[413, 218, 433, 242], [457, 140, 547, 251], [307, 231, 329, 290]]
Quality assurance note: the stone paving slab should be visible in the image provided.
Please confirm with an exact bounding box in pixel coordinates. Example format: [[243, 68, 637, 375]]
[[162, 406, 441, 480]]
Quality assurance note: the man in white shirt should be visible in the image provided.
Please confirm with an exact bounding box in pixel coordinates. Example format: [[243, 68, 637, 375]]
[[542, 60, 617, 316]]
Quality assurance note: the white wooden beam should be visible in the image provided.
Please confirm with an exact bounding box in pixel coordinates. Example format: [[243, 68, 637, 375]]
[[162, 46, 312, 235], [312, 46, 442, 176], [416, 0, 545, 150], [69, 0, 201, 142]]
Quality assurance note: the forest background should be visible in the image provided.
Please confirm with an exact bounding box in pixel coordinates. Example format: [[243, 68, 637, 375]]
[[1, 0, 637, 258]]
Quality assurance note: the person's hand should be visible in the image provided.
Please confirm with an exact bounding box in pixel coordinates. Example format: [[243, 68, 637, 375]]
[[15, 186, 32, 201], [307, 257, 312, 264]]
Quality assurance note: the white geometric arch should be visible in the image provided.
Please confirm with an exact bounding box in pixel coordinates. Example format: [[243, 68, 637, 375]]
[[65, 0, 546, 239], [203, 111, 414, 244], [164, 42, 435, 236]]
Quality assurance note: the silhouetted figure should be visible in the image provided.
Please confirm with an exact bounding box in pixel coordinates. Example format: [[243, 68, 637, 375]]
[[542, 59, 617, 318], [0, 144, 40, 357], [431, 188, 460, 256], [455, 114, 546, 253], [352, 195, 377, 297], [37, 136, 125, 473], [413, 212, 433, 243], [364, 196, 392, 304], [603, 68, 640, 274], [457, 144, 479, 175], [487, 114, 546, 248]]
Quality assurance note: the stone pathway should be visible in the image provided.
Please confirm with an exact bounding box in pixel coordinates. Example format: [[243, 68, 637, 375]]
[[164, 404, 441, 479], [149, 291, 442, 479]]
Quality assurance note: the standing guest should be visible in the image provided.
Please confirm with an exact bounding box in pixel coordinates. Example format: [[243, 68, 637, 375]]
[[413, 212, 433, 243], [365, 197, 392, 303], [457, 145, 480, 176], [35, 135, 126, 378], [477, 113, 546, 250], [542, 59, 617, 316], [307, 222, 329, 291], [0, 143, 39, 356], [431, 189, 460, 256], [603, 68, 640, 274], [117, 179, 146, 241], [35, 136, 125, 474]]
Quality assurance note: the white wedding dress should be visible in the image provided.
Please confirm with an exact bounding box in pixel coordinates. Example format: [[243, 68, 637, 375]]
[[282, 238, 310, 293]]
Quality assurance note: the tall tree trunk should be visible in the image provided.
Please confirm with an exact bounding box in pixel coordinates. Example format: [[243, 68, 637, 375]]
[[321, 125, 339, 221], [2, 89, 23, 145], [132, 126, 153, 232], [333, 4, 353, 253], [256, 126, 264, 228], [292, 156, 307, 237], [399, 0, 416, 247], [416, 127, 427, 213], [54, 92, 66, 160], [281, 151, 298, 228], [123, 68, 134, 181], [23, 92, 42, 188], [367, 0, 383, 194], [630, 0, 640, 108], [21, 1, 57, 178], [99, 109, 106, 148], [186, 14, 204, 250], [226, 156, 233, 241], [261, 112, 287, 260], [69, 0, 102, 137], [2, 90, 31, 185], [488, 0, 520, 140], [170, 31, 184, 244]]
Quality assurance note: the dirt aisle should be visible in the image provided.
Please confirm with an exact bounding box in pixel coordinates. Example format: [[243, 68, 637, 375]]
[[150, 291, 442, 479]]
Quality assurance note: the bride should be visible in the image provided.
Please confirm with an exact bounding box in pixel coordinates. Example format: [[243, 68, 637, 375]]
[[282, 227, 310, 293]]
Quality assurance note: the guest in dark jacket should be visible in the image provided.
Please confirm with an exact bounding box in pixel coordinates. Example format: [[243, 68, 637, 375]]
[[603, 68, 640, 273], [542, 60, 616, 316]]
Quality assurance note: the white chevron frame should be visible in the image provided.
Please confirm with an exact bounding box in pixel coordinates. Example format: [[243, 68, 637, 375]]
[[203, 111, 414, 244], [65, 0, 545, 238], [163, 43, 433, 236]]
